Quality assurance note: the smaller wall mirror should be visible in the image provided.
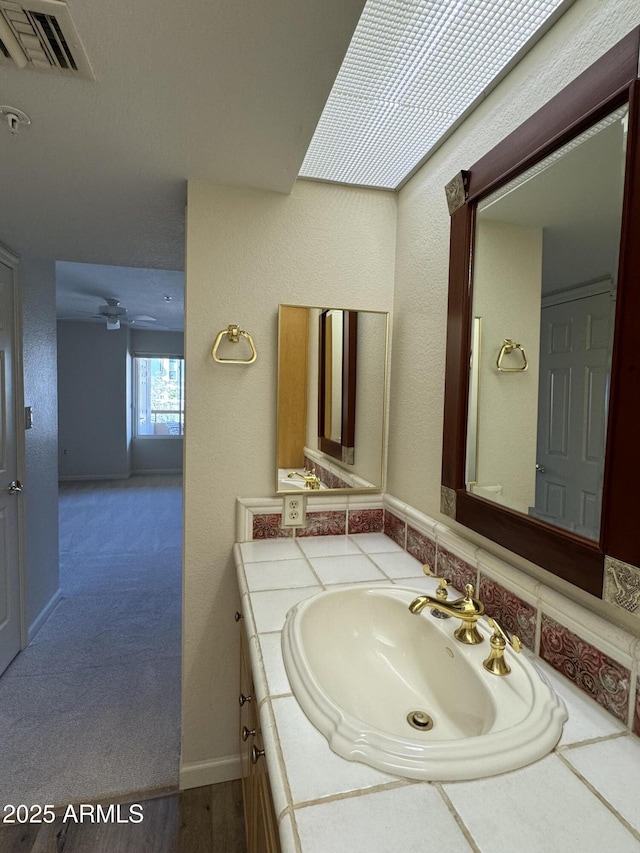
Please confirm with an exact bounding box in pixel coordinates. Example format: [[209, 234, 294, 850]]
[[277, 305, 389, 493]]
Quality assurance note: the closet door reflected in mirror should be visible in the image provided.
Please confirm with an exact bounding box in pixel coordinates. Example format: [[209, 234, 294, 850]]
[[467, 106, 626, 541], [276, 305, 388, 494]]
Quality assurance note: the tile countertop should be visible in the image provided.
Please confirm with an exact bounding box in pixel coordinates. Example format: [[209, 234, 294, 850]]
[[234, 534, 640, 853]]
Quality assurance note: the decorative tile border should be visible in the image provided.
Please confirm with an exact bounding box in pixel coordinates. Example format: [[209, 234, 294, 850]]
[[348, 508, 383, 535], [241, 492, 384, 538], [253, 513, 292, 539], [540, 615, 631, 723], [295, 510, 346, 538], [383, 510, 406, 548], [436, 547, 476, 594], [406, 525, 436, 571], [479, 575, 537, 650], [603, 556, 640, 617]]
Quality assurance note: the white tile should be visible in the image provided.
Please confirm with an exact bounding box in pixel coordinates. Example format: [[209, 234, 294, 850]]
[[259, 632, 291, 696], [244, 559, 320, 592], [529, 656, 627, 745], [240, 592, 257, 639], [271, 697, 398, 803], [247, 633, 268, 702], [297, 535, 361, 558], [370, 550, 425, 578], [349, 532, 403, 553], [250, 587, 319, 634], [324, 580, 391, 589], [277, 812, 297, 853], [308, 554, 386, 584], [257, 701, 288, 819], [443, 753, 640, 853], [562, 736, 640, 833], [239, 539, 303, 563], [294, 783, 470, 853]]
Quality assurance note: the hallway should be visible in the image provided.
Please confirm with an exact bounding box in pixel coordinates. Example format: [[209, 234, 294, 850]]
[[0, 475, 182, 806]]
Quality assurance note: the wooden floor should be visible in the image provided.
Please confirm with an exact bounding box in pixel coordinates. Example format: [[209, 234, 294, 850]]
[[0, 781, 247, 853]]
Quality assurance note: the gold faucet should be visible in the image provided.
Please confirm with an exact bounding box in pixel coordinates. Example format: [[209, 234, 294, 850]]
[[430, 577, 453, 619], [287, 468, 321, 490], [409, 583, 485, 644], [482, 617, 522, 676]]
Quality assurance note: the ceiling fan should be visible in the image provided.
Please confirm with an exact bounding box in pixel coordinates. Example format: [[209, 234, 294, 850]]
[[96, 298, 156, 330]]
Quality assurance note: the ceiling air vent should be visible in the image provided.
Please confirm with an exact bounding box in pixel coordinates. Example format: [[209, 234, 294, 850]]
[[0, 0, 93, 79]]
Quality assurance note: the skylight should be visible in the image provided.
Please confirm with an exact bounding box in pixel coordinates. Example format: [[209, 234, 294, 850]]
[[299, 0, 575, 190]]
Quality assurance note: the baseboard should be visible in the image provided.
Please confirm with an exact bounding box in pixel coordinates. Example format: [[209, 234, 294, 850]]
[[58, 474, 131, 482], [179, 754, 241, 790], [28, 588, 62, 642]]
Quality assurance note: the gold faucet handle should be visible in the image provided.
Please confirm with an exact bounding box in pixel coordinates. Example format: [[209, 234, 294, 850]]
[[422, 564, 433, 576], [460, 584, 485, 618], [435, 577, 450, 600], [488, 617, 522, 653]]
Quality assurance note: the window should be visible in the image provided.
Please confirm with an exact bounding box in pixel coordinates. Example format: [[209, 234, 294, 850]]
[[134, 356, 185, 437]]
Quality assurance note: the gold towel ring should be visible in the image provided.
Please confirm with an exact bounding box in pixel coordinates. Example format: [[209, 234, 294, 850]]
[[212, 325, 257, 364], [496, 339, 527, 372]]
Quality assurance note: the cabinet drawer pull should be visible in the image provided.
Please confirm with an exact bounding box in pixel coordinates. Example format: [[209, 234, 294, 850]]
[[242, 726, 256, 742], [238, 693, 252, 707], [251, 745, 265, 764], [235, 611, 243, 622]]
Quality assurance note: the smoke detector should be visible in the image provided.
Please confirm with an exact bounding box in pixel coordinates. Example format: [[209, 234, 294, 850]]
[[0, 105, 30, 134]]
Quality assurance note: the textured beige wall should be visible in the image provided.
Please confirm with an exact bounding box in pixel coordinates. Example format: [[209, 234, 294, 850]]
[[389, 0, 640, 517], [182, 180, 396, 778]]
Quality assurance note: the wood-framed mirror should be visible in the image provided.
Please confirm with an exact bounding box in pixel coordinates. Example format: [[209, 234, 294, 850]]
[[318, 309, 358, 465], [441, 27, 640, 598]]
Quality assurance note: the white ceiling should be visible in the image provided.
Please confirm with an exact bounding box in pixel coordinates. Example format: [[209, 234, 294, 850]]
[[0, 0, 365, 322], [56, 261, 185, 331]]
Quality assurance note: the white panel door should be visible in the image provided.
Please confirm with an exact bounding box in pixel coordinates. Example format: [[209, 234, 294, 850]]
[[0, 259, 21, 676], [535, 291, 613, 539]]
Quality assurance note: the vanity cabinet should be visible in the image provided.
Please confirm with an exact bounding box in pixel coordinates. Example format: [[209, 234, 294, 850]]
[[239, 617, 281, 853]]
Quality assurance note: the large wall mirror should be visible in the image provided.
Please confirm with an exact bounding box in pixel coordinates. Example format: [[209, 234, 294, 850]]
[[277, 305, 388, 493], [442, 28, 640, 599]]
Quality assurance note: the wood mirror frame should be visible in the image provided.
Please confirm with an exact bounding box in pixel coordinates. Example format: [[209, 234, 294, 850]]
[[318, 309, 358, 464], [441, 27, 640, 598]]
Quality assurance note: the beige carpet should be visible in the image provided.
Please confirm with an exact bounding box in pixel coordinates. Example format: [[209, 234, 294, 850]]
[[0, 475, 182, 806]]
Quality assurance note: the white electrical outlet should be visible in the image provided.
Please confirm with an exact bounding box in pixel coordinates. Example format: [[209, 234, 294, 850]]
[[282, 494, 307, 528]]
